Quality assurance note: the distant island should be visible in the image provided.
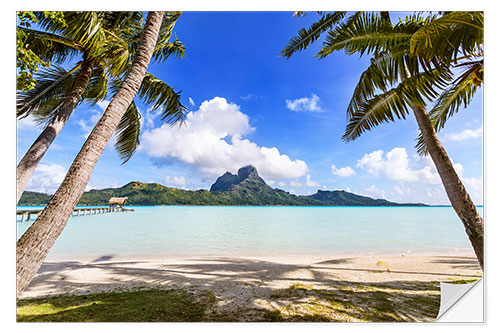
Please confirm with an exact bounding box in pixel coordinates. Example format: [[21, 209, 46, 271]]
[[19, 165, 426, 206]]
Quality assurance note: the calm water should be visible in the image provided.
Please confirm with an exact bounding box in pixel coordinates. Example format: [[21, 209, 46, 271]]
[[16, 206, 482, 260]]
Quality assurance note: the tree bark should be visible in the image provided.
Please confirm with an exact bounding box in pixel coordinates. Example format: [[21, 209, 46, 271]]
[[401, 61, 483, 271], [411, 105, 484, 270], [16, 60, 94, 203], [16, 11, 165, 296]]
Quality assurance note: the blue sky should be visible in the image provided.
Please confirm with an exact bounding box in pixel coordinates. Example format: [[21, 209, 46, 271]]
[[17, 12, 483, 205]]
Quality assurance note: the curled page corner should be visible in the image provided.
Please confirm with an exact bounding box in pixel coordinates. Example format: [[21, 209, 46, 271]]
[[436, 278, 483, 322]]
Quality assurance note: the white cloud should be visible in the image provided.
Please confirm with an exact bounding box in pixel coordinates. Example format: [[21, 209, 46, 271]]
[[189, 97, 195, 107], [305, 174, 320, 187], [17, 115, 39, 131], [267, 180, 276, 186], [141, 97, 309, 180], [285, 94, 324, 112], [96, 100, 110, 111], [26, 163, 67, 194], [357, 147, 440, 184], [278, 181, 286, 187], [444, 126, 482, 142], [393, 184, 414, 196], [165, 175, 186, 188], [78, 109, 102, 138], [290, 180, 302, 187], [240, 93, 260, 101], [331, 164, 356, 177], [141, 107, 159, 129], [355, 148, 482, 205], [364, 185, 386, 199]]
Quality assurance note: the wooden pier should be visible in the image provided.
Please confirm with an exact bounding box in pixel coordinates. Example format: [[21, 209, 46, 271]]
[[17, 206, 130, 223]]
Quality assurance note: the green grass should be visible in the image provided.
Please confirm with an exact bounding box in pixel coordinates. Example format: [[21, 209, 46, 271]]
[[18, 282, 441, 322], [17, 289, 217, 322]]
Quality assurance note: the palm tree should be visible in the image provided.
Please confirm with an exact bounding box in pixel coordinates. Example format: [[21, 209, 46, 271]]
[[282, 12, 484, 270], [16, 11, 179, 296], [16, 12, 185, 203]]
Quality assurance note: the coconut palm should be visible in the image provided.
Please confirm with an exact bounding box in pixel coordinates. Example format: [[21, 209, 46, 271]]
[[282, 12, 484, 270], [17, 11, 175, 296], [16, 11, 185, 203]]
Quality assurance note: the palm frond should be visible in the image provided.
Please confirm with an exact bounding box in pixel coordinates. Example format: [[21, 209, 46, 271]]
[[293, 11, 325, 18], [17, 64, 81, 119], [18, 27, 83, 63], [408, 63, 454, 103], [92, 30, 130, 77], [36, 11, 106, 53], [410, 11, 483, 63], [281, 11, 347, 59], [343, 85, 410, 142], [151, 12, 184, 62], [429, 64, 480, 131], [100, 11, 144, 32], [138, 72, 187, 125], [346, 49, 407, 118], [114, 101, 142, 163], [415, 132, 428, 155], [317, 13, 418, 58], [82, 65, 109, 106], [343, 63, 453, 142], [153, 40, 185, 62]]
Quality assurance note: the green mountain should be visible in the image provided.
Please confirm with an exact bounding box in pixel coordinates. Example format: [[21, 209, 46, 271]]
[[19, 165, 426, 206]]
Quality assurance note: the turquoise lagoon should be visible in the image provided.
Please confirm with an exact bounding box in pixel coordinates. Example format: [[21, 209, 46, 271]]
[[16, 206, 482, 260]]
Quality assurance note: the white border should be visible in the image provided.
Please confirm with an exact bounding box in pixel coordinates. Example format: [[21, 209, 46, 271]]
[[3, 1, 497, 331]]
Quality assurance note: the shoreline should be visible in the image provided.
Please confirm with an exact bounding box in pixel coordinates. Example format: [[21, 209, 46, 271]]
[[43, 247, 477, 263]]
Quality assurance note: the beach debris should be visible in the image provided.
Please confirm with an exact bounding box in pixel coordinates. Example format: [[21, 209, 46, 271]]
[[376, 261, 391, 273]]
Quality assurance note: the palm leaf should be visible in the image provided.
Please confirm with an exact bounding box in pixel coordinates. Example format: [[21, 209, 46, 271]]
[[114, 101, 142, 163], [82, 65, 109, 106], [36, 11, 106, 52], [281, 11, 347, 59], [17, 64, 81, 119], [18, 27, 83, 63], [152, 12, 184, 61], [343, 86, 410, 142], [346, 49, 407, 118], [317, 13, 417, 58], [138, 72, 187, 125], [410, 12, 483, 63], [429, 65, 480, 131], [91, 30, 130, 77]]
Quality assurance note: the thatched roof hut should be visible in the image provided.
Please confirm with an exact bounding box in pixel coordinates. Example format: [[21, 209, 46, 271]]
[[109, 197, 128, 206]]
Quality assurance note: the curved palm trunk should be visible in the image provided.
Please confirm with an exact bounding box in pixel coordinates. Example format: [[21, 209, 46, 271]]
[[400, 61, 484, 270], [16, 11, 165, 296], [16, 60, 94, 203], [411, 105, 484, 270]]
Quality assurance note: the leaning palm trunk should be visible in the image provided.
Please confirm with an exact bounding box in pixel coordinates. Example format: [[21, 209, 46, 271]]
[[16, 11, 165, 296], [16, 60, 94, 203], [402, 64, 484, 271], [412, 104, 484, 270]]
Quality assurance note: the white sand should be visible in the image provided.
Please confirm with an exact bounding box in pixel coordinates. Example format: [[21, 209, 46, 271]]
[[21, 253, 482, 300]]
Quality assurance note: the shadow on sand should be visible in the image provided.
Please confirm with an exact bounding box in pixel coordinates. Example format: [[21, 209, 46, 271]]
[[18, 255, 481, 322]]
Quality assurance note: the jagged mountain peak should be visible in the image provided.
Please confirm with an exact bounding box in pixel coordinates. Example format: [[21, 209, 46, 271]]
[[210, 165, 265, 192]]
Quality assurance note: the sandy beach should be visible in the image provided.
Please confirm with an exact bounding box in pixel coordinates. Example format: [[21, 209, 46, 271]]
[[19, 253, 482, 322]]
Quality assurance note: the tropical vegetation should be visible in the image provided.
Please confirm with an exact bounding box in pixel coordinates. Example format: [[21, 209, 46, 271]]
[[19, 178, 425, 208], [282, 11, 484, 269], [16, 11, 186, 203], [16, 11, 180, 296]]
